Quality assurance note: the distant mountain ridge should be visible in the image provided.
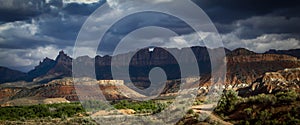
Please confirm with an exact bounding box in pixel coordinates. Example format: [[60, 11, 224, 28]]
[[26, 51, 72, 83], [0, 66, 26, 83], [265, 49, 300, 59], [0, 47, 300, 104], [0, 46, 300, 85]]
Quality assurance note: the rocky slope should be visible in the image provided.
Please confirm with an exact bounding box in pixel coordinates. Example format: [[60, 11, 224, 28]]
[[27, 51, 72, 83], [226, 48, 300, 86], [0, 78, 150, 104], [0, 87, 23, 103], [238, 67, 300, 96]]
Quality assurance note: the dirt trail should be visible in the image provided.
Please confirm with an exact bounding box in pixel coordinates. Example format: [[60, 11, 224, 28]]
[[192, 104, 233, 125]]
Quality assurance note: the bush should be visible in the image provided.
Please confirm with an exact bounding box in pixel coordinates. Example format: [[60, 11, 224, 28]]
[[60, 114, 67, 121], [215, 90, 239, 115], [275, 90, 298, 104], [82, 100, 111, 112], [187, 109, 194, 114], [246, 94, 277, 105], [244, 108, 252, 116], [113, 100, 168, 114], [258, 110, 272, 121]]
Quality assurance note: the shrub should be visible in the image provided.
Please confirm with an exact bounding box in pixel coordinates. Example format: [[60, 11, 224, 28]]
[[187, 109, 194, 114], [275, 90, 298, 104], [113, 100, 168, 114], [215, 90, 239, 115], [247, 94, 277, 105], [244, 108, 252, 116], [60, 114, 67, 121], [258, 110, 271, 121]]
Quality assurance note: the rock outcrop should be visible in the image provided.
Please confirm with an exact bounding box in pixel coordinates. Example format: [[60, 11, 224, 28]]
[[0, 78, 149, 103], [226, 48, 300, 86], [27, 51, 72, 83], [238, 68, 300, 96], [0, 87, 22, 103]]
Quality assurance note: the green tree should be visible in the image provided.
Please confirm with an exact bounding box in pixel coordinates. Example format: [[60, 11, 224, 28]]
[[215, 90, 239, 115]]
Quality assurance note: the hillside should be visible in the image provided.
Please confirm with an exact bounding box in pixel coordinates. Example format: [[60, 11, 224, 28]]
[[0, 67, 26, 83], [238, 67, 300, 96]]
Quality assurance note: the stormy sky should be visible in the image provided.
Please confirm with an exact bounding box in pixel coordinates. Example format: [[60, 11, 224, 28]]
[[0, 0, 299, 72]]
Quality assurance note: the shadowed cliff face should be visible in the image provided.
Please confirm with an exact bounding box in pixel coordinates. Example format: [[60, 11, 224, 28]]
[[1, 46, 300, 87], [23, 46, 214, 85], [26, 57, 56, 82], [0, 67, 26, 83], [26, 51, 72, 83]]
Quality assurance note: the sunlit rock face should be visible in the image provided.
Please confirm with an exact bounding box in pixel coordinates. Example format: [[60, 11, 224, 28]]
[[226, 48, 300, 86], [0, 78, 145, 104], [238, 68, 300, 96]]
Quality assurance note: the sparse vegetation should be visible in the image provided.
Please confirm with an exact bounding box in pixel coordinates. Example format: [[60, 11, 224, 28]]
[[0, 100, 170, 123], [113, 100, 169, 114], [0, 90, 299, 124], [214, 90, 300, 125], [0, 102, 85, 121], [82, 100, 113, 112], [214, 89, 240, 116]]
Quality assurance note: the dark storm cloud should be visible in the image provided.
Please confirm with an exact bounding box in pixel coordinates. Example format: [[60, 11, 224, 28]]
[[0, 14, 85, 50], [0, 0, 105, 51], [38, 15, 85, 41], [235, 16, 300, 39], [62, 1, 105, 15], [0, 0, 64, 22], [0, 0, 105, 22], [0, 38, 48, 49], [191, 0, 300, 37], [97, 11, 198, 54], [0, 0, 300, 71], [101, 0, 300, 43], [107, 12, 193, 35], [193, 0, 300, 24]]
